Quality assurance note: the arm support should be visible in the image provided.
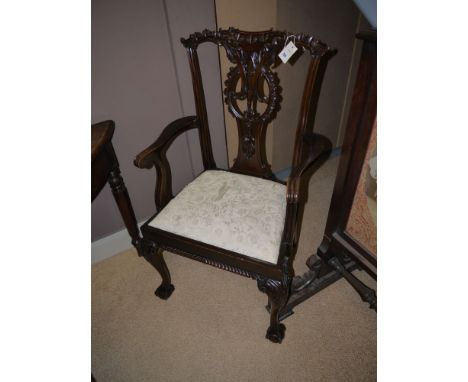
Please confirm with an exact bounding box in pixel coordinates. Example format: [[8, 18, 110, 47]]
[[134, 116, 199, 211], [286, 133, 331, 204], [279, 133, 332, 269]]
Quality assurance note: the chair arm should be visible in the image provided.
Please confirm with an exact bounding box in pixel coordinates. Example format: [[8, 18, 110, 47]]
[[286, 133, 331, 204], [134, 116, 199, 169], [279, 134, 332, 267], [134, 116, 199, 210]]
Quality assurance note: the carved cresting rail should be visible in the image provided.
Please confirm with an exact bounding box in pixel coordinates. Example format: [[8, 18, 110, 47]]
[[181, 28, 332, 179]]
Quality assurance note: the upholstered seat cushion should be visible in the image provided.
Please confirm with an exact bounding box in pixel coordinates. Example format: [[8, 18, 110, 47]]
[[148, 170, 287, 264]]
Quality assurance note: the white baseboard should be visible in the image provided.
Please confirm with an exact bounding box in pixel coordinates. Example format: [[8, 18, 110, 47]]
[[91, 221, 145, 264]]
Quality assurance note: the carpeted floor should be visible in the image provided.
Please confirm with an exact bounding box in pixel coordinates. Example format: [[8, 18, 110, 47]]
[[92, 156, 377, 382]]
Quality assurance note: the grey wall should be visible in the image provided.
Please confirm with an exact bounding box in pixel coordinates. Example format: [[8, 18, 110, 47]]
[[353, 0, 376, 27], [92, 0, 226, 241], [272, 0, 360, 171]]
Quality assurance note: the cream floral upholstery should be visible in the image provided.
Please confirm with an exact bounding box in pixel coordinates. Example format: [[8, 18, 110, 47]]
[[149, 170, 287, 264]]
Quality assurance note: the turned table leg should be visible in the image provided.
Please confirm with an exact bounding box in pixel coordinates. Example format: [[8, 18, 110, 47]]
[[108, 163, 142, 253]]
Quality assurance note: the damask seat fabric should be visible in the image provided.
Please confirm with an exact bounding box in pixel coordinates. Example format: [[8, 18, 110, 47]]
[[148, 170, 286, 264]]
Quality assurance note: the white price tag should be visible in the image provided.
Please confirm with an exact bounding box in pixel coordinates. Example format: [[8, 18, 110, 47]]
[[278, 41, 298, 64]]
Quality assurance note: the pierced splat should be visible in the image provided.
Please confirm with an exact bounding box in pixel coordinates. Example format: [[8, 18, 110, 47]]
[[223, 54, 281, 167], [181, 28, 332, 179]]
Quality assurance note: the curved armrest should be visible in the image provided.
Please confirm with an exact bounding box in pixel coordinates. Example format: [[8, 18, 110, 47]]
[[134, 116, 199, 169], [134, 116, 199, 210]]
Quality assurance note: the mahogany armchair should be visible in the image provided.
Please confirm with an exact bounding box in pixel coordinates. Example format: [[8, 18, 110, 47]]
[[134, 28, 333, 343]]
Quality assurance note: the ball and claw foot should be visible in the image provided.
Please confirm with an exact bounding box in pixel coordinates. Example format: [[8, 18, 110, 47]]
[[266, 323, 286, 343], [155, 284, 175, 300]]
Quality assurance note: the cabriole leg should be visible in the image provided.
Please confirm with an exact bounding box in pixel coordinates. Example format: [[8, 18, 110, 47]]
[[257, 277, 290, 343], [141, 239, 174, 300]]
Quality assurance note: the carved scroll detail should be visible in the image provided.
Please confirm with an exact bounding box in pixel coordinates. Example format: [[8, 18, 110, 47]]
[[181, 28, 332, 173], [180, 28, 331, 56], [257, 277, 289, 305]]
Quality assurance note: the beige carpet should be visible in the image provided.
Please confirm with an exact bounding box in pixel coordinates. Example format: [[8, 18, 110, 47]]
[[92, 156, 377, 382]]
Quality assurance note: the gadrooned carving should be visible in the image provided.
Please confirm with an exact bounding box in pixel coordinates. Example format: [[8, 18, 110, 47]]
[[159, 243, 264, 280]]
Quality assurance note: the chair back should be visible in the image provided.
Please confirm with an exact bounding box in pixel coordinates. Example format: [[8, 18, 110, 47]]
[[181, 28, 332, 179]]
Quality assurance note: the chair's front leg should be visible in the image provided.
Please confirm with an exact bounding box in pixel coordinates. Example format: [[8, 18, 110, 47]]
[[257, 277, 291, 343], [140, 239, 175, 300]]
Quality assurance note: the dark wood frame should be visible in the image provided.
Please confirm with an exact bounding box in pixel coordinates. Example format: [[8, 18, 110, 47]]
[[315, 30, 377, 309], [134, 28, 335, 343]]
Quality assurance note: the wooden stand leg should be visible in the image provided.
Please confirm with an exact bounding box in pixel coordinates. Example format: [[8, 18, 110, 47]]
[[108, 166, 142, 253], [258, 277, 289, 343], [328, 256, 377, 310], [141, 239, 174, 300], [266, 254, 359, 321]]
